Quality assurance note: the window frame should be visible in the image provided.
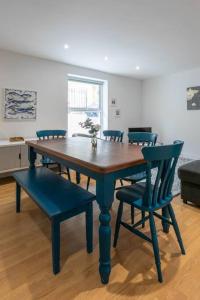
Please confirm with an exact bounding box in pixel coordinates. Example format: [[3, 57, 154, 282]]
[[68, 77, 104, 134]]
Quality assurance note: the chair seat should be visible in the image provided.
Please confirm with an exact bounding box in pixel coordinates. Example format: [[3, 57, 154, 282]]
[[116, 182, 172, 212], [122, 171, 146, 182], [41, 157, 56, 165]]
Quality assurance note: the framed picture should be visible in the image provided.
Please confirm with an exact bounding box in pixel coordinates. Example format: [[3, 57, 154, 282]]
[[187, 86, 200, 110], [110, 98, 117, 107], [4, 88, 37, 119], [112, 108, 121, 118], [115, 109, 120, 118]]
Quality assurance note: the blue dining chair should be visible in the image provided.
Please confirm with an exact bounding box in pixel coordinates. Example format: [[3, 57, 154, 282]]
[[120, 132, 158, 225], [123, 132, 158, 184], [113, 141, 185, 283], [36, 130, 71, 180], [103, 130, 124, 142], [86, 130, 124, 190], [72, 133, 92, 184]]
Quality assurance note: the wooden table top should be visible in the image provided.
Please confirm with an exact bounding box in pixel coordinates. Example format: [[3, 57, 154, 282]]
[[26, 137, 145, 174]]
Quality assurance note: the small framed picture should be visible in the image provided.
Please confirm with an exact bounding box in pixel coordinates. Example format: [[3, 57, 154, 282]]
[[187, 86, 200, 110], [114, 108, 120, 118], [111, 98, 117, 107]]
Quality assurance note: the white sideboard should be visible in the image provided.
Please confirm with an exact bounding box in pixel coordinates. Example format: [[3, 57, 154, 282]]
[[0, 139, 41, 178]]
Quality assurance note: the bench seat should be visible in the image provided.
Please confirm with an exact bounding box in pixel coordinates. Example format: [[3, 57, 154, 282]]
[[13, 167, 95, 274], [13, 167, 95, 219]]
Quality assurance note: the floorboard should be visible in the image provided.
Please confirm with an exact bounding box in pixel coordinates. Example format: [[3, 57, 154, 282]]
[[0, 172, 199, 299]]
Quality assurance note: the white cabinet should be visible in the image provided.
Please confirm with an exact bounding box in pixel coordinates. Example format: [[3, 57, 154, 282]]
[[0, 145, 21, 172], [0, 140, 41, 177]]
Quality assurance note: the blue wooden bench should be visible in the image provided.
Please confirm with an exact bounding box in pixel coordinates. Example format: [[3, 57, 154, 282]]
[[13, 167, 95, 274]]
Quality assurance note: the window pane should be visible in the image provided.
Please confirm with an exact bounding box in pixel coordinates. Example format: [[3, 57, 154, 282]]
[[68, 111, 101, 137], [68, 80, 100, 109]]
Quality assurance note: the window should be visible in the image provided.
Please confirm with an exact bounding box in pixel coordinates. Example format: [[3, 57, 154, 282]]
[[67, 78, 104, 136]]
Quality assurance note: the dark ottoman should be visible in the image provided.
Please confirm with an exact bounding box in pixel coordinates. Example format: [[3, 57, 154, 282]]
[[178, 160, 200, 205]]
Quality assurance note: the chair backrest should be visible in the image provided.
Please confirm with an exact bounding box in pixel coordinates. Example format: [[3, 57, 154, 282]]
[[128, 132, 157, 146], [142, 140, 184, 208], [103, 130, 124, 142], [36, 130, 66, 140], [72, 133, 92, 138]]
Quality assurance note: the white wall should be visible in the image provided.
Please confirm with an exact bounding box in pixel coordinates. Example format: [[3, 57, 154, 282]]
[[0, 50, 142, 140], [142, 68, 200, 158]]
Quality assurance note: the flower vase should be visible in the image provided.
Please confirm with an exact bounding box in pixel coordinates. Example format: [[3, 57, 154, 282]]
[[91, 136, 97, 148]]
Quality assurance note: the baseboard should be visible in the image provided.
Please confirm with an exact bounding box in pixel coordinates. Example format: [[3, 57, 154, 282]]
[[181, 152, 199, 160]]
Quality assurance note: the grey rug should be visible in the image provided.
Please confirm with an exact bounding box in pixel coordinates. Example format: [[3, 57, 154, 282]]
[[151, 157, 192, 196]]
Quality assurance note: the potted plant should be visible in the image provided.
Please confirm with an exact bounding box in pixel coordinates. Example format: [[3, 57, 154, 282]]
[[79, 118, 101, 148]]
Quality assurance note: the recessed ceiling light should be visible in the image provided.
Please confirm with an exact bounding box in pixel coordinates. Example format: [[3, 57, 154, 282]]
[[64, 44, 69, 49], [104, 56, 108, 61], [136, 66, 140, 70]]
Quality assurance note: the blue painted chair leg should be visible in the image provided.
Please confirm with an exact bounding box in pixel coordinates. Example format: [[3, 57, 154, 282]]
[[114, 180, 116, 189], [86, 203, 93, 253], [113, 201, 123, 248], [57, 163, 62, 175], [162, 207, 170, 233], [149, 212, 163, 283], [87, 177, 91, 191], [76, 172, 81, 184], [168, 204, 185, 255], [142, 210, 145, 228], [131, 205, 135, 224], [51, 220, 60, 274], [16, 183, 21, 213], [66, 168, 71, 181]]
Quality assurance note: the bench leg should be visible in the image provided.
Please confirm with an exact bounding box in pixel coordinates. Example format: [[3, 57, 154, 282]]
[[86, 203, 93, 253], [16, 183, 21, 213], [51, 220, 60, 274]]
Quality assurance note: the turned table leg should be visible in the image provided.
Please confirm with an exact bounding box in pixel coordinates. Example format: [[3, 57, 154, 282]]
[[96, 175, 115, 284]]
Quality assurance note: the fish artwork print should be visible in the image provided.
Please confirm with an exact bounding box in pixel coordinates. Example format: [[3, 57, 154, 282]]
[[4, 88, 37, 120]]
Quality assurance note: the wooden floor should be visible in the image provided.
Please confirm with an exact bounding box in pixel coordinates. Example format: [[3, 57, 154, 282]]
[[0, 173, 200, 299]]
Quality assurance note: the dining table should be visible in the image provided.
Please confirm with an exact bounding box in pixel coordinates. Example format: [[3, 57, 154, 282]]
[[26, 137, 170, 284]]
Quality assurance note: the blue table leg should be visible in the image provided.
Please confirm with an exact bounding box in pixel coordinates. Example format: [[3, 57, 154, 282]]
[[28, 146, 37, 168], [162, 207, 170, 233], [96, 175, 115, 284]]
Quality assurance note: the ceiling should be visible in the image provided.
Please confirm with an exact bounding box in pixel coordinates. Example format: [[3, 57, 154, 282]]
[[0, 0, 200, 79]]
